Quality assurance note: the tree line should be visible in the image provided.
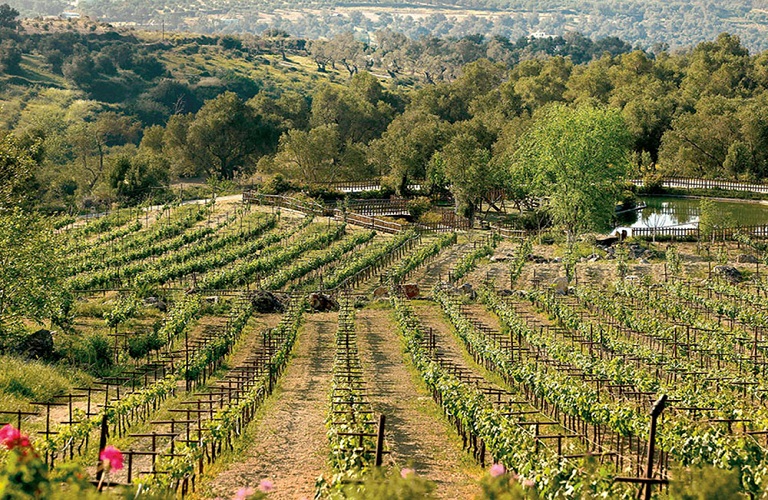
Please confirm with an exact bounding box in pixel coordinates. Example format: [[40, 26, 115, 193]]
[[2, 7, 768, 218]]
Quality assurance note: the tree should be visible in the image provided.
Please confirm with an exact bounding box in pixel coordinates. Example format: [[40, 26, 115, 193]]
[[271, 125, 340, 183], [0, 134, 36, 208], [0, 138, 66, 343], [439, 132, 497, 221], [108, 153, 169, 202], [185, 92, 264, 179], [0, 4, 19, 30], [513, 104, 631, 240], [0, 39, 21, 73]]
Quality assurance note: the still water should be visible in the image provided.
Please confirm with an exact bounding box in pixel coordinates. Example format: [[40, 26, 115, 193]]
[[619, 197, 768, 228]]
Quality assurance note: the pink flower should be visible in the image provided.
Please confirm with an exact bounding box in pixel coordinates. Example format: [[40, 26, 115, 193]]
[[0, 424, 30, 450], [258, 479, 274, 492], [234, 487, 255, 500], [490, 463, 505, 477], [100, 445, 123, 471], [400, 468, 415, 478], [522, 478, 535, 488]]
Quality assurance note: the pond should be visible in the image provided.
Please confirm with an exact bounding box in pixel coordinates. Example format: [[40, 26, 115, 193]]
[[617, 196, 768, 229]]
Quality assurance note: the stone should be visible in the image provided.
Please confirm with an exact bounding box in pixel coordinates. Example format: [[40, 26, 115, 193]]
[[490, 254, 508, 262], [373, 286, 389, 298], [552, 257, 562, 263], [713, 265, 742, 283], [402, 283, 420, 299], [497, 289, 515, 297], [588, 255, 601, 262], [18, 329, 55, 361], [251, 291, 285, 313], [638, 258, 650, 265], [737, 254, 759, 264], [595, 235, 619, 247], [309, 292, 339, 312], [552, 277, 569, 295], [628, 244, 645, 259], [458, 282, 477, 300]]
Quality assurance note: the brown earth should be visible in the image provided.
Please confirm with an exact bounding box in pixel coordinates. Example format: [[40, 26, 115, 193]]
[[356, 307, 482, 499], [204, 312, 337, 500]]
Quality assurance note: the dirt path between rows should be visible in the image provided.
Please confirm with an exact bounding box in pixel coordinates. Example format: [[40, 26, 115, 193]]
[[356, 307, 481, 499], [205, 312, 337, 500]]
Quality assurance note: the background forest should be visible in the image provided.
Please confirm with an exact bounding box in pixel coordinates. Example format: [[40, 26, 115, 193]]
[[1, 5, 768, 216], [7, 0, 768, 52]]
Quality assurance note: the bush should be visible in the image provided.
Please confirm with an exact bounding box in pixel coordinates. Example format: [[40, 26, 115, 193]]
[[406, 197, 432, 219], [127, 330, 164, 359]]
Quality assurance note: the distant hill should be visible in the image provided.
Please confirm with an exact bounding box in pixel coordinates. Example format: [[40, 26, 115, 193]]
[[9, 0, 768, 52]]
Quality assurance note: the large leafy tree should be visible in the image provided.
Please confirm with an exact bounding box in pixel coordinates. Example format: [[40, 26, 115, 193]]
[[0, 135, 67, 344], [513, 103, 631, 239], [185, 92, 265, 179]]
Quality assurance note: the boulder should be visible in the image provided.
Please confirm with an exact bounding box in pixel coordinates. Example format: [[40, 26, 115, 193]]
[[251, 291, 285, 313], [638, 258, 651, 265], [713, 265, 742, 283], [18, 329, 55, 361], [497, 289, 515, 297], [458, 282, 477, 300], [628, 244, 645, 259], [737, 254, 759, 264], [595, 235, 619, 247], [490, 254, 508, 263], [373, 286, 389, 298], [402, 283, 420, 299], [552, 277, 569, 295], [588, 254, 601, 263], [309, 292, 339, 312]]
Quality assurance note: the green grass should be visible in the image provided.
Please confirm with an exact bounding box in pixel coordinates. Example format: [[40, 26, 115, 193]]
[[0, 356, 93, 411]]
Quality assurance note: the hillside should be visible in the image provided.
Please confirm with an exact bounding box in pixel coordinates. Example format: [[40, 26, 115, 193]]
[[11, 0, 768, 51]]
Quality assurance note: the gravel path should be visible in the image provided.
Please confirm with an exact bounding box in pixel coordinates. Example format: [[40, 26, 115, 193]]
[[356, 307, 481, 499], [205, 312, 336, 500]]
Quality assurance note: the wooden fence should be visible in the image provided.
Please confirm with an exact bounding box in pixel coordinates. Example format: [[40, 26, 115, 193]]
[[631, 177, 768, 194], [242, 191, 332, 216], [334, 210, 404, 234], [346, 197, 410, 216], [630, 223, 768, 241]]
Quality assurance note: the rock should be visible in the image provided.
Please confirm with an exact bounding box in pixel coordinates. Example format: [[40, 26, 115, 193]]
[[373, 286, 389, 298], [497, 289, 515, 297], [643, 249, 655, 259], [458, 282, 477, 300], [552, 277, 569, 295], [588, 254, 601, 262], [402, 283, 420, 299], [490, 254, 508, 262], [737, 254, 759, 264], [145, 296, 167, 312], [251, 291, 285, 313], [204, 296, 219, 304], [17, 329, 55, 361], [552, 257, 562, 263], [624, 275, 640, 281], [595, 236, 619, 247], [713, 265, 742, 283], [628, 244, 645, 259], [638, 258, 650, 265], [309, 292, 338, 312]]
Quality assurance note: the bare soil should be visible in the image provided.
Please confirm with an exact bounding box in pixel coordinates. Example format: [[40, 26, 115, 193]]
[[356, 307, 482, 499], [204, 312, 337, 500]]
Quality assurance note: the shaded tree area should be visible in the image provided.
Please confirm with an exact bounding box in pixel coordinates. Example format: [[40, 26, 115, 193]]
[[3, 14, 768, 216]]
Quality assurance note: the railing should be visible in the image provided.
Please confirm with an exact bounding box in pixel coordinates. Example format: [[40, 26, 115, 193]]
[[334, 210, 404, 234], [242, 191, 331, 216], [631, 177, 768, 194], [345, 197, 409, 215], [630, 223, 768, 240]]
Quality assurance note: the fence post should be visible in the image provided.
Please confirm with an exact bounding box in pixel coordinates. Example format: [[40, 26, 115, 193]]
[[374, 414, 386, 467]]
